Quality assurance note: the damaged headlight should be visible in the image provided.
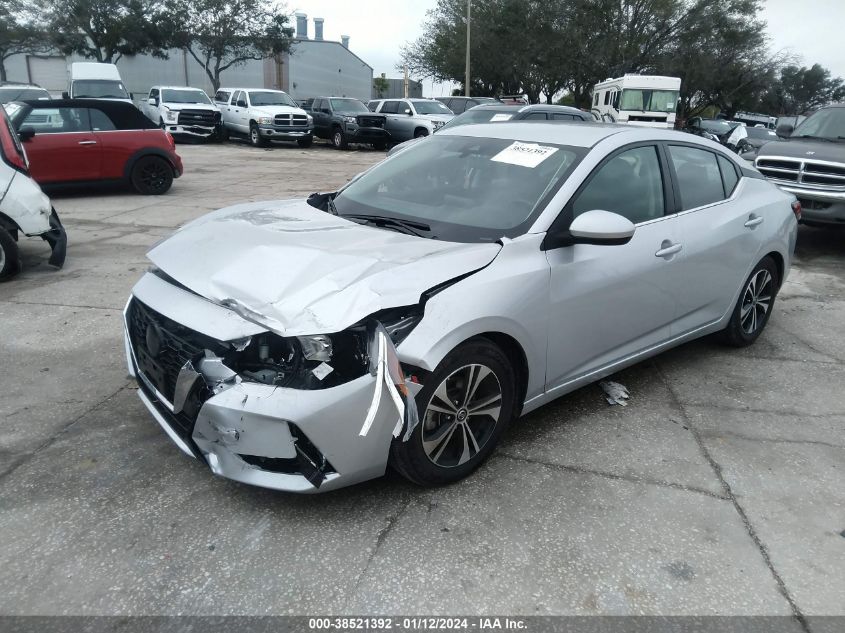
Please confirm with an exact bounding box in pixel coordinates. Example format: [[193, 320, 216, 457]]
[[230, 306, 423, 390]]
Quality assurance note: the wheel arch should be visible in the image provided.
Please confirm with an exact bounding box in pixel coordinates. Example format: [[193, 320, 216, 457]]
[[414, 126, 429, 137], [764, 250, 785, 288], [473, 331, 529, 417]]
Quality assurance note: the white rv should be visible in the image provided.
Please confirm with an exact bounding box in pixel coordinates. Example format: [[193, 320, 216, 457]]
[[591, 75, 681, 128], [64, 63, 132, 103]]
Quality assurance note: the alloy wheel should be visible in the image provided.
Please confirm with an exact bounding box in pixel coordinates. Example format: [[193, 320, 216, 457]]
[[0, 243, 5, 271], [140, 161, 169, 192], [421, 364, 502, 468], [333, 132, 342, 147], [740, 269, 773, 335]]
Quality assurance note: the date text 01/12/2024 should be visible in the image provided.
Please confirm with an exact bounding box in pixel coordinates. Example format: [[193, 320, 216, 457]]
[[307, 617, 528, 630]]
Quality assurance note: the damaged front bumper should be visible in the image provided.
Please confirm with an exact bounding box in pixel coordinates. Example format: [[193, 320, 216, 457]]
[[124, 275, 419, 493]]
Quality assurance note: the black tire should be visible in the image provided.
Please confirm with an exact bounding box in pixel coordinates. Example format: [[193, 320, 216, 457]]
[[216, 125, 229, 143], [413, 128, 429, 139], [130, 156, 174, 195], [0, 226, 21, 281], [719, 256, 779, 347], [297, 135, 313, 148], [250, 123, 268, 147], [331, 127, 348, 150], [373, 141, 387, 151], [389, 339, 516, 487]]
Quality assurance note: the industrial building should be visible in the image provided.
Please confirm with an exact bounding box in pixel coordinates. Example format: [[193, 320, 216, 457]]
[[2, 14, 374, 103]]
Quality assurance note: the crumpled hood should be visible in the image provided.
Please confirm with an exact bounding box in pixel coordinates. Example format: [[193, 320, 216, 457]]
[[757, 138, 845, 163], [147, 200, 502, 337]]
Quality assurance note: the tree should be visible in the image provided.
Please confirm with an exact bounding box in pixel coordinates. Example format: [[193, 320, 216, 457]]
[[0, 0, 51, 81], [373, 76, 389, 98], [171, 0, 294, 92], [41, 0, 171, 63], [761, 64, 845, 114]]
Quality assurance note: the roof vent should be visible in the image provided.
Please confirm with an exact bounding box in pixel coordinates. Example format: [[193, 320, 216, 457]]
[[295, 12, 308, 39], [314, 18, 324, 41], [341, 35, 350, 49]]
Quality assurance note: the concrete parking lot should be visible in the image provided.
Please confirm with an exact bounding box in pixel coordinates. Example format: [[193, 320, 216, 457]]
[[0, 141, 843, 619]]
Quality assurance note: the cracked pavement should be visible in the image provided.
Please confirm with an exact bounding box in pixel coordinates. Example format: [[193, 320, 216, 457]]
[[0, 142, 843, 619]]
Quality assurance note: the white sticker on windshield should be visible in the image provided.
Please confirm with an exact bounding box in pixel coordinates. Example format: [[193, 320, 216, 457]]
[[490, 113, 513, 122], [491, 141, 558, 168]]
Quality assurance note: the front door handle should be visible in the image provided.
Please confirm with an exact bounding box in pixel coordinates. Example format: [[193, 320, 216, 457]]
[[744, 214, 764, 228], [655, 241, 683, 259], [77, 140, 97, 145]]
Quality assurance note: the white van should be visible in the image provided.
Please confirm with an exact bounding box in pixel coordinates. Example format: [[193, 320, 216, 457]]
[[591, 75, 681, 128], [65, 63, 132, 103]]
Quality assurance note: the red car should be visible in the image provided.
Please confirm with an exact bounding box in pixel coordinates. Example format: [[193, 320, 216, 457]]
[[8, 99, 183, 195]]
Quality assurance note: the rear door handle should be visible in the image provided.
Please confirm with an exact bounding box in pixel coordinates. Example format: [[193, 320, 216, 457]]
[[744, 214, 764, 228], [655, 242, 683, 259], [77, 140, 97, 145]]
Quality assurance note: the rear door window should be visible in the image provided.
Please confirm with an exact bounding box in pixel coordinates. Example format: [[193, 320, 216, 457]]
[[668, 145, 727, 210], [88, 108, 116, 131], [551, 113, 575, 120], [522, 112, 547, 120]]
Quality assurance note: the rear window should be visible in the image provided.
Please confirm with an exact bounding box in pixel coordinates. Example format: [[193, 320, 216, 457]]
[[214, 90, 230, 103], [0, 87, 50, 102]]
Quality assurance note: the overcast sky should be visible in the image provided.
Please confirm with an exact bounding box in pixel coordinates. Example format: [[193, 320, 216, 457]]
[[290, 0, 845, 96]]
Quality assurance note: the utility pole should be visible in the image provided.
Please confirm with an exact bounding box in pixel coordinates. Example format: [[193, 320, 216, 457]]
[[465, 0, 471, 97], [403, 65, 409, 98]]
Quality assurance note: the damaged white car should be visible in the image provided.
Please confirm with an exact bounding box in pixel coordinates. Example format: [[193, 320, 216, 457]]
[[125, 123, 798, 493], [0, 104, 65, 279]]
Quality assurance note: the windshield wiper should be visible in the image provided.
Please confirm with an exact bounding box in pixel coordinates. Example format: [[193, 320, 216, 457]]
[[327, 196, 338, 215], [342, 213, 431, 237]]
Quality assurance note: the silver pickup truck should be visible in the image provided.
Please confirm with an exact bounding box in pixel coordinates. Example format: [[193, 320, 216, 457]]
[[755, 104, 845, 226], [214, 88, 313, 148]]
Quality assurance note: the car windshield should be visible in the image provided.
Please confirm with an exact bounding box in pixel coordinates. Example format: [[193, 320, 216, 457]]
[[73, 80, 129, 99], [249, 91, 297, 107], [161, 89, 211, 104], [793, 107, 845, 140], [412, 100, 453, 115], [0, 87, 50, 103], [330, 98, 368, 114], [439, 108, 519, 131], [619, 89, 679, 113], [334, 135, 582, 242]]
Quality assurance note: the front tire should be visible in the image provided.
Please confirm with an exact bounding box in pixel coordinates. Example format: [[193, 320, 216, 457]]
[[250, 123, 268, 147], [390, 340, 516, 486], [0, 227, 21, 281], [331, 127, 348, 150], [414, 128, 429, 139], [373, 140, 387, 151], [130, 156, 174, 195], [720, 256, 779, 347], [297, 135, 313, 148]]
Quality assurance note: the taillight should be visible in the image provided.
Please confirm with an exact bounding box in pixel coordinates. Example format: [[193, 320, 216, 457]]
[[791, 200, 802, 221], [0, 115, 29, 174]]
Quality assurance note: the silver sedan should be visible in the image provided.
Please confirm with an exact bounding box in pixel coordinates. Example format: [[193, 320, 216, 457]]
[[124, 123, 799, 493]]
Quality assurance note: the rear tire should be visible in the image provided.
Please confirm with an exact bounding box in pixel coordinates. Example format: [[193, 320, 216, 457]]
[[719, 256, 779, 347], [130, 156, 174, 195], [373, 141, 387, 151], [389, 339, 516, 487], [0, 227, 21, 281]]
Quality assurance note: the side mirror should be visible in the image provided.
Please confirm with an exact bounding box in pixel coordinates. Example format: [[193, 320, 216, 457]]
[[148, 97, 157, 106], [237, 100, 247, 108], [61, 91, 69, 99], [569, 210, 635, 245], [404, 108, 413, 115], [776, 122, 793, 138], [18, 128, 35, 142]]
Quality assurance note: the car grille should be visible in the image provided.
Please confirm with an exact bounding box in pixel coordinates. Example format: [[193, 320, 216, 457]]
[[177, 109, 220, 126], [756, 157, 845, 189], [126, 298, 224, 442], [274, 113, 309, 126], [357, 115, 384, 128]]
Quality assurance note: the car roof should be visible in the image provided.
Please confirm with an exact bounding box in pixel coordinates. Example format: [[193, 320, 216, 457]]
[[468, 103, 585, 115], [438, 121, 721, 149], [17, 99, 159, 130], [218, 87, 290, 93], [155, 86, 207, 91]]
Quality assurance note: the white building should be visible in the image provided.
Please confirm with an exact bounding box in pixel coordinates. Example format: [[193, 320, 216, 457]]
[[2, 15, 373, 103]]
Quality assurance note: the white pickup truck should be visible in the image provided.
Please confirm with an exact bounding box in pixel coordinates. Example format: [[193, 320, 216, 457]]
[[140, 86, 222, 140], [213, 87, 313, 147]]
